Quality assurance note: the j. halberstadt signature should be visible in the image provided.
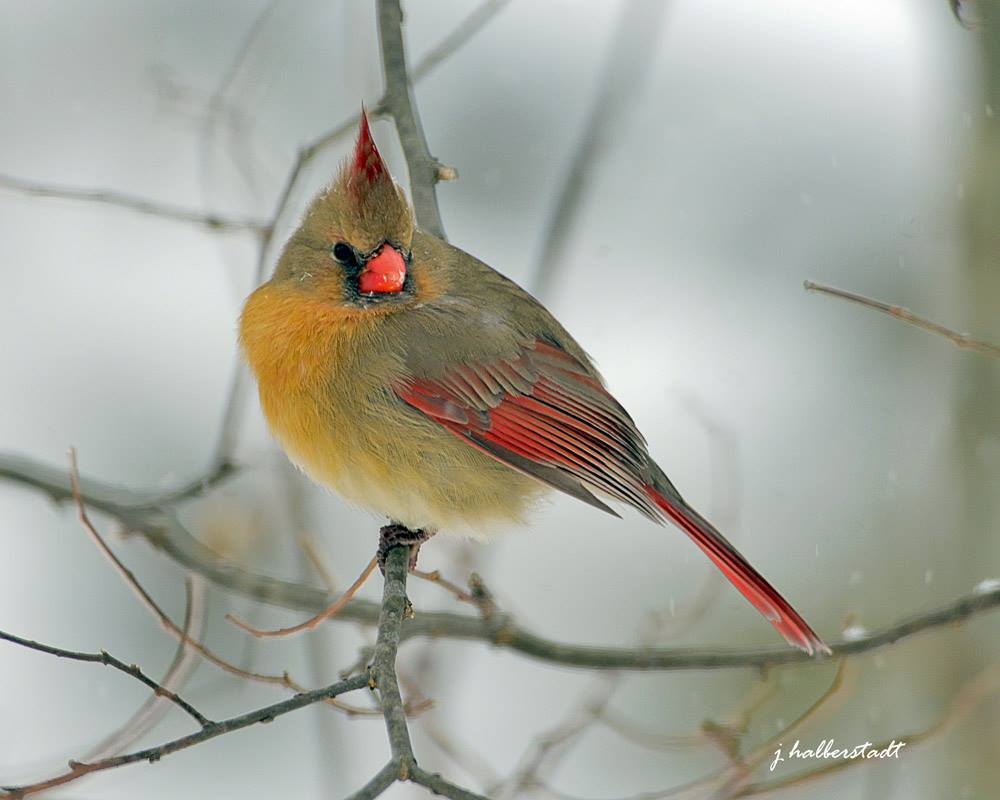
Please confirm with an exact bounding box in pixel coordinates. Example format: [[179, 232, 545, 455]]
[[770, 739, 907, 772]]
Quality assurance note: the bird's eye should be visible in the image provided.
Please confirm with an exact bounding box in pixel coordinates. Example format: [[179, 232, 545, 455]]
[[332, 242, 356, 266]]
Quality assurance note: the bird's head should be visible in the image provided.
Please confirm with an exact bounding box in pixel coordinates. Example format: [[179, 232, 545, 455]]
[[273, 110, 417, 310]]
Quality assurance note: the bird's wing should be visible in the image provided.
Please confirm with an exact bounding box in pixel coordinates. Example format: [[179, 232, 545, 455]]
[[394, 337, 829, 656], [394, 338, 663, 520]]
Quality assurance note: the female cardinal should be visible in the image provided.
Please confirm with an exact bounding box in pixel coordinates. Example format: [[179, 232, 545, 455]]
[[240, 112, 829, 655]]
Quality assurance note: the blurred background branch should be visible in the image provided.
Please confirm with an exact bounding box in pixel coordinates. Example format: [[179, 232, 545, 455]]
[[804, 280, 1000, 357]]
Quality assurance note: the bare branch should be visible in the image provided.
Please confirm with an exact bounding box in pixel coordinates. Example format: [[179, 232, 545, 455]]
[[411, 568, 489, 611], [370, 547, 490, 799], [804, 280, 1000, 358], [377, 0, 449, 239], [4, 451, 1000, 672], [342, 762, 400, 800], [371, 546, 417, 772], [211, 1, 509, 468], [291, 0, 508, 183], [227, 556, 378, 637], [0, 172, 269, 233], [410, 765, 492, 800], [0, 451, 234, 514], [0, 629, 209, 729], [66, 450, 296, 688]]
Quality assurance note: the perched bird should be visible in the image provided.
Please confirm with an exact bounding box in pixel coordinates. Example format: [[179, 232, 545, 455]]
[[240, 112, 829, 655]]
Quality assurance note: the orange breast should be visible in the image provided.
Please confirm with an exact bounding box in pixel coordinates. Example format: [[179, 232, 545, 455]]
[[238, 281, 544, 534], [239, 284, 371, 487]]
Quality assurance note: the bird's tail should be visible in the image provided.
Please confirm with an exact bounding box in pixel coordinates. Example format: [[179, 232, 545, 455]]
[[644, 480, 830, 656]]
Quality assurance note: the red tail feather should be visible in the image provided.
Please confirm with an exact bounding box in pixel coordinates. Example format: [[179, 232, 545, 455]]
[[645, 485, 830, 655]]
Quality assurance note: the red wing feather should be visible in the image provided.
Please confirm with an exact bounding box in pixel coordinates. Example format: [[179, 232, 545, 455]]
[[395, 340, 658, 517], [394, 338, 829, 655]]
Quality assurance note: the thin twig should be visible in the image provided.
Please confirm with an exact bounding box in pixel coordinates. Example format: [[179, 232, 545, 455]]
[[0, 629, 209, 729], [65, 453, 379, 720], [410, 765, 492, 800], [0, 172, 269, 233], [299, 531, 338, 592], [377, 0, 448, 239], [598, 675, 778, 754], [710, 661, 854, 798], [66, 449, 307, 688], [408, 0, 510, 84], [527, 663, 852, 800], [411, 569, 480, 607], [83, 577, 209, 760], [226, 556, 378, 638], [495, 676, 619, 800], [736, 661, 1000, 797], [804, 280, 1000, 357], [495, 600, 730, 798], [0, 674, 369, 799]]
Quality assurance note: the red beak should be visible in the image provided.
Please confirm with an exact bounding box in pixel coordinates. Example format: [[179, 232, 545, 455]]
[[359, 245, 406, 294]]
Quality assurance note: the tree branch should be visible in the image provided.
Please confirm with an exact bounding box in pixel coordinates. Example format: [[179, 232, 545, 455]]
[[377, 0, 449, 239], [304, 0, 509, 162], [367, 546, 490, 799], [804, 280, 1000, 358], [0, 172, 269, 233], [370, 547, 417, 773], [0, 629, 210, 729], [4, 451, 1000, 672], [212, 0, 506, 468], [0, 452, 235, 514], [342, 762, 400, 800], [1, 545, 487, 799]]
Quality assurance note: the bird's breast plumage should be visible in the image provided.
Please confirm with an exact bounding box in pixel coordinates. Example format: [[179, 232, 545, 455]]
[[239, 280, 545, 535]]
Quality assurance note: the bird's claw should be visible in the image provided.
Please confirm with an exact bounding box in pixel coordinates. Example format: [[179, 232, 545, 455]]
[[377, 523, 434, 573]]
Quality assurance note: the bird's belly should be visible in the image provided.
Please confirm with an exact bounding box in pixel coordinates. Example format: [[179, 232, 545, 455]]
[[265, 390, 545, 539]]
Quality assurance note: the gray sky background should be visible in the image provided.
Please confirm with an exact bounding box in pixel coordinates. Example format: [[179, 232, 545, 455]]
[[1, 2, 995, 798]]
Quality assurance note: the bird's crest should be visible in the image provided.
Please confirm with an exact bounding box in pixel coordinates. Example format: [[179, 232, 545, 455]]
[[350, 109, 389, 188], [298, 107, 414, 258]]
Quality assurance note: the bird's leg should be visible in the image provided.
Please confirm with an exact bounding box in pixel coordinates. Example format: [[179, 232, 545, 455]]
[[377, 523, 435, 573]]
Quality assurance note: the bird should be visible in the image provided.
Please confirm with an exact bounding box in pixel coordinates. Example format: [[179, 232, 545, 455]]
[[239, 111, 830, 655]]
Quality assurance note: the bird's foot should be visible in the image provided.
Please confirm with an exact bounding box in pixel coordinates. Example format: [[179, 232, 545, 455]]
[[377, 523, 435, 573]]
